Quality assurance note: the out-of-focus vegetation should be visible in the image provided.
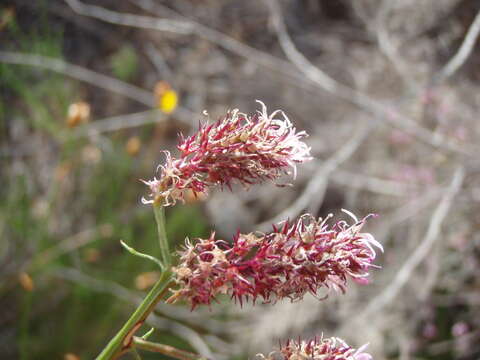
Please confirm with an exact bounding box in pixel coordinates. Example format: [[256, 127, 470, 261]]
[[1, 4, 208, 359], [2, 1, 480, 359]]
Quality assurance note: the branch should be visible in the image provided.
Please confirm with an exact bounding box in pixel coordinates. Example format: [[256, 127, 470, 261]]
[[76, 110, 162, 135], [133, 337, 209, 360], [30, 225, 104, 269], [356, 166, 465, 320], [72, 107, 196, 139], [64, 0, 193, 34], [330, 170, 409, 197], [0, 52, 200, 138], [374, 186, 444, 241], [0, 51, 153, 106], [373, 0, 417, 90], [64, 0, 474, 154], [144, 42, 174, 80], [266, 0, 473, 156], [257, 122, 371, 231], [64, 0, 306, 89], [435, 9, 480, 83]]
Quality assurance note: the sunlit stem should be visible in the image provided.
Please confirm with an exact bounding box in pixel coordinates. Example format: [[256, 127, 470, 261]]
[[95, 271, 173, 360], [153, 201, 171, 268], [95, 201, 173, 360]]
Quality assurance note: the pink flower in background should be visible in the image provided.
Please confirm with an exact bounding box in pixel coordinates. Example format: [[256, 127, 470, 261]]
[[451, 322, 469, 337], [142, 101, 312, 205], [169, 210, 382, 308], [258, 337, 372, 360]]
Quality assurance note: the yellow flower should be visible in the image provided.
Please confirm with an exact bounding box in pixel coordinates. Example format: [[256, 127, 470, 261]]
[[154, 81, 178, 114]]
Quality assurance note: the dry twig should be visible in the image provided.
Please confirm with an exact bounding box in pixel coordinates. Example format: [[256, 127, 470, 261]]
[[64, 0, 472, 155], [0, 51, 153, 106], [257, 121, 371, 231], [266, 0, 473, 156], [435, 9, 480, 83], [355, 166, 465, 320]]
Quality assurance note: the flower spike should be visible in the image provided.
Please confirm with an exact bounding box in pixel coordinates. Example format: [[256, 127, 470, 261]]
[[257, 336, 372, 360], [169, 211, 381, 308], [143, 101, 312, 206]]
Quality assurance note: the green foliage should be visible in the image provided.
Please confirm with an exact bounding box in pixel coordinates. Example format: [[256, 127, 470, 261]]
[[0, 8, 69, 137], [109, 45, 138, 82], [1, 9, 206, 360]]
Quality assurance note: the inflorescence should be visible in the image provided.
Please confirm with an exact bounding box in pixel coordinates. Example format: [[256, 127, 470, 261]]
[[140, 101, 381, 359], [258, 336, 372, 360], [169, 210, 382, 309], [142, 101, 312, 206]]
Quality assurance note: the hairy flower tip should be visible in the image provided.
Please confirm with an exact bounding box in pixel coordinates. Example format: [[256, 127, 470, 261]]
[[169, 211, 382, 308], [258, 337, 372, 360], [142, 100, 312, 206]]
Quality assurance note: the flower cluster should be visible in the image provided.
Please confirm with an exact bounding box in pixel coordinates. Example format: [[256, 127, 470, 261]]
[[258, 337, 372, 360], [142, 101, 311, 206], [169, 210, 382, 308]]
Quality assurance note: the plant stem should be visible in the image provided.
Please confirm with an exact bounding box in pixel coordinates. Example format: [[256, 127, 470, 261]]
[[95, 201, 173, 360], [153, 202, 171, 268], [132, 337, 209, 360], [95, 271, 173, 360], [96, 201, 174, 359]]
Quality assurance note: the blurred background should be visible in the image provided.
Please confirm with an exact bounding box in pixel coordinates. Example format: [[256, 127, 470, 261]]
[[1, 0, 480, 359]]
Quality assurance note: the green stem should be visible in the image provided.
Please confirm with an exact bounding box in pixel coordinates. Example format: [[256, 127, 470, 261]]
[[96, 201, 173, 359], [95, 271, 173, 360], [132, 337, 208, 360], [153, 202, 171, 268]]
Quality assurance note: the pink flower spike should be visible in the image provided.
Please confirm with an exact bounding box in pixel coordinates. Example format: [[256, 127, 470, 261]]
[[142, 101, 312, 206], [169, 211, 381, 308], [257, 336, 373, 360]]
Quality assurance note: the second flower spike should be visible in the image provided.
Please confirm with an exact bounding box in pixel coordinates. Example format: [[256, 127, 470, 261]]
[[169, 211, 382, 308]]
